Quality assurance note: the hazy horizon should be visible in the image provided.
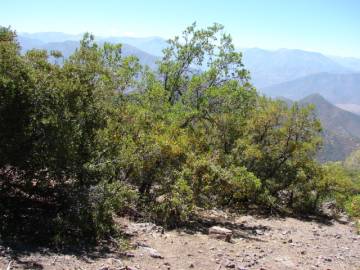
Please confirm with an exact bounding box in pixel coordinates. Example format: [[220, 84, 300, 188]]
[[12, 31, 360, 61], [2, 0, 360, 58]]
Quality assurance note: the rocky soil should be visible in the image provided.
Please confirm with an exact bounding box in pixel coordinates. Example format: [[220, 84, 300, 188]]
[[1, 211, 359, 270]]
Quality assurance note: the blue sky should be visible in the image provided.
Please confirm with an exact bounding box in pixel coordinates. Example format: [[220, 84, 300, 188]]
[[1, 0, 359, 57]]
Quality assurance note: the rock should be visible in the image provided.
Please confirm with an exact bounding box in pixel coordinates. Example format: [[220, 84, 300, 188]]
[[337, 214, 350, 224], [141, 247, 164, 259], [135, 241, 150, 248], [189, 263, 194, 268], [119, 267, 137, 270], [106, 258, 123, 267], [225, 260, 236, 268], [120, 252, 135, 258], [209, 226, 233, 242]]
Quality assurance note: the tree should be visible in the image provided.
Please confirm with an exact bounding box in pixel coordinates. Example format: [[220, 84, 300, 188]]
[[0, 28, 140, 244], [159, 22, 250, 105], [233, 99, 323, 210]]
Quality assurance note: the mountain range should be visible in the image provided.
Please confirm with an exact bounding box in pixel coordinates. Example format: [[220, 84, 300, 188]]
[[17, 33, 360, 109], [242, 48, 351, 88], [265, 72, 360, 105], [18, 35, 159, 69]]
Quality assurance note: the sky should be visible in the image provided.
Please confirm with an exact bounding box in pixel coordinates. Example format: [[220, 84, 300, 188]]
[[1, 0, 359, 57]]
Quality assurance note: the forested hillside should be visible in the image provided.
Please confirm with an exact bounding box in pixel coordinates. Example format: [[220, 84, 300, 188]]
[[1, 24, 359, 247]]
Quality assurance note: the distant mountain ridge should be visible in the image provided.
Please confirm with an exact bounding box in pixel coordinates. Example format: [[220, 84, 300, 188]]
[[264, 72, 360, 105], [20, 32, 83, 43], [242, 48, 351, 88], [298, 94, 360, 161], [329, 56, 360, 72], [20, 32, 360, 88], [18, 35, 159, 69]]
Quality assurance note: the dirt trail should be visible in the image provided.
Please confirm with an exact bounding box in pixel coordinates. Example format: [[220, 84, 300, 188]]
[[1, 212, 359, 270]]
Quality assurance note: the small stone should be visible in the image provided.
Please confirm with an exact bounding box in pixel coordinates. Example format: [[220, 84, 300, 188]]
[[142, 247, 164, 259], [189, 263, 194, 268], [150, 250, 164, 259], [209, 226, 233, 242], [120, 252, 135, 258], [136, 241, 150, 248], [225, 261, 236, 268]]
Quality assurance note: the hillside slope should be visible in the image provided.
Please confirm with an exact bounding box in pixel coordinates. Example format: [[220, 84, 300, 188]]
[[299, 94, 360, 161]]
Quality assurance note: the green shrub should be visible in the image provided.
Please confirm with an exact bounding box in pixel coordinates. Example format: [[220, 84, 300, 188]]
[[345, 195, 360, 218], [149, 178, 193, 228], [90, 181, 139, 238]]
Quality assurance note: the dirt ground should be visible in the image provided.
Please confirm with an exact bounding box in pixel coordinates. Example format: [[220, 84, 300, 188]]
[[1, 211, 359, 270]]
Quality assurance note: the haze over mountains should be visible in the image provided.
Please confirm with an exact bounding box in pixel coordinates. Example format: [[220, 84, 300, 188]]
[[242, 48, 351, 87], [18, 32, 360, 110], [265, 73, 360, 105], [18, 34, 159, 69]]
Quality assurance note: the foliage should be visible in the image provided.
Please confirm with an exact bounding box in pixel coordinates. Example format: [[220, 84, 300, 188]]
[[0, 27, 140, 244], [149, 177, 194, 228], [232, 99, 323, 211], [345, 195, 360, 218], [344, 148, 360, 174], [1, 23, 354, 244], [319, 162, 355, 208]]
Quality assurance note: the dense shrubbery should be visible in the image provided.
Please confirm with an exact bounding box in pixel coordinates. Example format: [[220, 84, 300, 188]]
[[342, 150, 360, 221], [0, 24, 358, 245]]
